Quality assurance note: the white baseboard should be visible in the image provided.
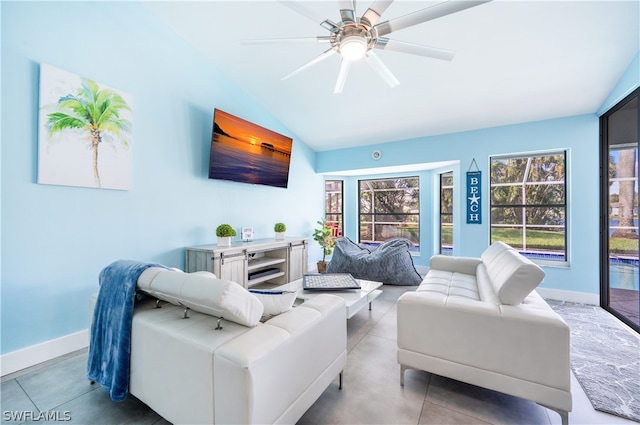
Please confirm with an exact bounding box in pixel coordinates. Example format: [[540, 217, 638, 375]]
[[536, 287, 599, 305], [1, 330, 89, 377]]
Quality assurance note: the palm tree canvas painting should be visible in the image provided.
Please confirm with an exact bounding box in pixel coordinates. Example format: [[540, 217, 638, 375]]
[[38, 63, 132, 190]]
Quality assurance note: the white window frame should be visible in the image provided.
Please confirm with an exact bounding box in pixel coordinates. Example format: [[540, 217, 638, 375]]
[[489, 150, 569, 266], [358, 176, 420, 252]]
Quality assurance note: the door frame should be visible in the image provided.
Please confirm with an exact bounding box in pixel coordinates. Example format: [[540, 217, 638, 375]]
[[599, 87, 640, 333]]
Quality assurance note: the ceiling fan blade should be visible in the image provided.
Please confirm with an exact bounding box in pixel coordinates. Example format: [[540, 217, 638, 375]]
[[339, 0, 356, 24], [278, 1, 339, 31], [375, 0, 491, 37], [375, 38, 455, 61], [361, 0, 394, 27], [334, 60, 352, 94], [241, 36, 331, 45], [365, 50, 400, 88], [282, 49, 337, 81]]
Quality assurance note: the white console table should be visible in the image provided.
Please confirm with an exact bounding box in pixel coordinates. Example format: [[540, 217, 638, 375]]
[[185, 237, 308, 289]]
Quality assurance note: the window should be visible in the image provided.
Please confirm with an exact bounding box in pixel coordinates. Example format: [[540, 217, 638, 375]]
[[440, 172, 453, 255], [358, 177, 419, 251], [490, 152, 567, 263], [324, 180, 343, 237]]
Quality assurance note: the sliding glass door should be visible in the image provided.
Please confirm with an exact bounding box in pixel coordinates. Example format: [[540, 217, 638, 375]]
[[601, 88, 639, 333]]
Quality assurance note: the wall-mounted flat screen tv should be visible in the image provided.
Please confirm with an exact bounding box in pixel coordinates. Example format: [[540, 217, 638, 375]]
[[208, 109, 293, 188]]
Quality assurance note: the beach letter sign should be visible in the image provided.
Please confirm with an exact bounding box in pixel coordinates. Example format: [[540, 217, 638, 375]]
[[467, 171, 481, 224]]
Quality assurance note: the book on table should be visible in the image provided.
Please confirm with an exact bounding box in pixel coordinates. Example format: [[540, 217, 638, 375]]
[[302, 273, 361, 290]]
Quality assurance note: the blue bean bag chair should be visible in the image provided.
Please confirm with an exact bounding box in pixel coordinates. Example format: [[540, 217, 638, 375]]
[[326, 237, 422, 286]]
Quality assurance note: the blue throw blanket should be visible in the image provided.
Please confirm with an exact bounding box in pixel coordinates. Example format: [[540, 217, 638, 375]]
[[87, 260, 165, 402]]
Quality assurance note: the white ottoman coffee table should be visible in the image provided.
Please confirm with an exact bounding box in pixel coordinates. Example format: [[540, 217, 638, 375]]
[[276, 278, 383, 319]]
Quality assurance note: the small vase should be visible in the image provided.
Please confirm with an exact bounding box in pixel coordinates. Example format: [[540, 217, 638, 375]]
[[217, 236, 232, 246], [317, 261, 328, 273], [275, 232, 285, 240]]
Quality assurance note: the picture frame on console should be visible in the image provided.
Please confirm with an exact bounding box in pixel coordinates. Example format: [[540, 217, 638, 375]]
[[242, 227, 254, 241]]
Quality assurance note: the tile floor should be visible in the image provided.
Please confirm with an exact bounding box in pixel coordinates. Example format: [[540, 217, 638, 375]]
[[1, 286, 636, 424]]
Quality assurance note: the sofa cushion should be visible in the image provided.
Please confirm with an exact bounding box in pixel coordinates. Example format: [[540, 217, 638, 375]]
[[137, 268, 263, 327], [249, 289, 297, 321], [481, 242, 545, 305], [327, 237, 422, 285], [417, 269, 480, 301]]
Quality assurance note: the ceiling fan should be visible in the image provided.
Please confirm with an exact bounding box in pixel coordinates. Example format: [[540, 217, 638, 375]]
[[242, 0, 491, 94]]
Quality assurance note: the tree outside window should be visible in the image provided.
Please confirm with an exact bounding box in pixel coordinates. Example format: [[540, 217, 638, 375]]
[[608, 146, 639, 256], [490, 152, 567, 262], [440, 172, 453, 255], [325, 180, 343, 237], [359, 177, 419, 251]]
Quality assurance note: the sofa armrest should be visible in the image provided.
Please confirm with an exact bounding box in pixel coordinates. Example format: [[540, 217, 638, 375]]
[[397, 290, 570, 393], [429, 255, 482, 275], [214, 294, 347, 425]]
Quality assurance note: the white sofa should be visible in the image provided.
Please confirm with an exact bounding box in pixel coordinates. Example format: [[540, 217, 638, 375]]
[[90, 267, 347, 424], [397, 242, 572, 425]]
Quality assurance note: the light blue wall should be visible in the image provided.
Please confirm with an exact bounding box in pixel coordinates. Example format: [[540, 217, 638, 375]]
[[1, 2, 323, 354], [318, 115, 600, 294]]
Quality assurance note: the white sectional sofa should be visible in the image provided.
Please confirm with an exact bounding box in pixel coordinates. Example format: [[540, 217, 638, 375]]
[[89, 267, 347, 425], [397, 242, 572, 425]]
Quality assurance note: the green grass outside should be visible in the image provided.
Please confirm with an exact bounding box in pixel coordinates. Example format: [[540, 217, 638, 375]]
[[441, 227, 638, 255], [441, 227, 453, 244], [490, 228, 564, 251], [609, 238, 640, 255]]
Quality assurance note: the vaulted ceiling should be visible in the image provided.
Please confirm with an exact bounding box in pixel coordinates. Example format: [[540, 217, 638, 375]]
[[143, 1, 639, 151]]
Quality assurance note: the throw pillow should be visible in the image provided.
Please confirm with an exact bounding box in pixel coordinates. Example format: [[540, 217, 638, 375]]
[[137, 269, 264, 327], [327, 237, 422, 285], [249, 289, 297, 321]]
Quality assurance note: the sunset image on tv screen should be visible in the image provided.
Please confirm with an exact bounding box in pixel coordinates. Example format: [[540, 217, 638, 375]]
[[209, 109, 293, 188]]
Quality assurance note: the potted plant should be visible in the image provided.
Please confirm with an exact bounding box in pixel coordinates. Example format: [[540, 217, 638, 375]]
[[274, 222, 286, 240], [313, 218, 335, 273], [215, 224, 236, 246]]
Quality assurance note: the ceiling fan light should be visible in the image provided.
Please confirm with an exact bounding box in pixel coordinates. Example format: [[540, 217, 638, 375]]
[[340, 36, 367, 61]]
